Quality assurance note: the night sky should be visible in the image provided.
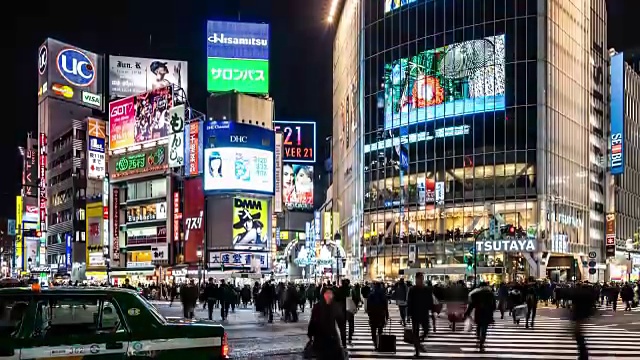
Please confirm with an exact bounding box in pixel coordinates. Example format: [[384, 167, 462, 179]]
[[4, 0, 637, 219]]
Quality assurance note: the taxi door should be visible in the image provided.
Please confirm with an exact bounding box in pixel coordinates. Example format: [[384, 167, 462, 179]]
[[19, 294, 129, 360], [0, 294, 34, 360]]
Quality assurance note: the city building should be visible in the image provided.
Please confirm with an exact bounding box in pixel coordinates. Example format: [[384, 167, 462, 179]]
[[37, 39, 105, 279], [608, 50, 640, 281], [331, 0, 610, 282]]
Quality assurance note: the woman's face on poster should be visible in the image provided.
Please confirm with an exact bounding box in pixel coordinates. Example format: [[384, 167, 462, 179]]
[[283, 165, 294, 192], [295, 167, 312, 191]]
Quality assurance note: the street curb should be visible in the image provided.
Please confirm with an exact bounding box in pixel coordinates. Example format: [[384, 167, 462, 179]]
[[230, 349, 304, 359]]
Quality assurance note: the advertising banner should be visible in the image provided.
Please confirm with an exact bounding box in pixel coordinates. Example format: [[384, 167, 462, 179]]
[[610, 53, 625, 175], [151, 245, 169, 261], [125, 202, 167, 223], [204, 121, 275, 195], [208, 250, 269, 270], [88, 119, 107, 178], [206, 21, 269, 60], [37, 38, 104, 110], [606, 213, 616, 258], [184, 118, 204, 177], [207, 57, 269, 94], [385, 0, 416, 13], [38, 133, 47, 232], [383, 35, 505, 130], [112, 146, 167, 179], [108, 86, 173, 151], [112, 188, 120, 261], [183, 178, 204, 263], [173, 191, 181, 243], [274, 133, 283, 213], [282, 164, 313, 211], [23, 143, 37, 198], [475, 239, 538, 252], [86, 203, 104, 267], [168, 105, 185, 168], [108, 56, 188, 98], [15, 196, 23, 269], [232, 197, 269, 249], [273, 121, 316, 163], [25, 239, 39, 266]]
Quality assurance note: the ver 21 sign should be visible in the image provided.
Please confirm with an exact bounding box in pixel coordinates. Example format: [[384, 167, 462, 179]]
[[475, 239, 538, 253]]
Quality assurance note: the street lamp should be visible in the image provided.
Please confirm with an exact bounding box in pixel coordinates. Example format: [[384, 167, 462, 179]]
[[197, 246, 203, 285]]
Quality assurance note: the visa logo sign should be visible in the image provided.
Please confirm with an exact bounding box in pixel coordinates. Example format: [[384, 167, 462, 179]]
[[57, 48, 96, 87], [89, 137, 105, 153]]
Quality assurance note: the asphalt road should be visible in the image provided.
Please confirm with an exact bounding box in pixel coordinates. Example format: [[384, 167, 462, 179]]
[[537, 306, 640, 331], [156, 303, 309, 358]]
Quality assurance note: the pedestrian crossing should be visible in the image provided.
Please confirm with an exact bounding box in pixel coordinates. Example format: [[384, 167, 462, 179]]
[[349, 307, 640, 359]]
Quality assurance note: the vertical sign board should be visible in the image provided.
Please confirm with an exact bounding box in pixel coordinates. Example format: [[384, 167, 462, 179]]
[[168, 105, 185, 168], [610, 53, 625, 175], [38, 133, 47, 232], [183, 178, 205, 263], [87, 118, 107, 180], [184, 118, 204, 177], [274, 133, 283, 213], [102, 176, 109, 258], [173, 191, 181, 242], [16, 196, 23, 270], [112, 188, 120, 261], [605, 213, 616, 258]]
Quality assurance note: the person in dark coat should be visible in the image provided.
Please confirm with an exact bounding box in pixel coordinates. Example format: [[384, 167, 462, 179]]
[[465, 281, 495, 352], [180, 279, 199, 319], [569, 282, 598, 360], [203, 278, 217, 320], [366, 282, 389, 350], [407, 272, 434, 356], [307, 287, 344, 360]]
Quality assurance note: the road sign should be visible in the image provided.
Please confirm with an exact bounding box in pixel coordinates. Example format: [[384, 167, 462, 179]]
[[588, 268, 597, 275], [588, 251, 596, 259]]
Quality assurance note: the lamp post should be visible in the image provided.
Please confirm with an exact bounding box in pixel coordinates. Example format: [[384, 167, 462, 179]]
[[197, 246, 203, 285], [105, 257, 111, 286]]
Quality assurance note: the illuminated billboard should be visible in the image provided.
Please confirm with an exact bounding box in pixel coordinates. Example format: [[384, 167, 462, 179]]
[[184, 118, 204, 177], [108, 56, 188, 98], [610, 53, 625, 175], [206, 21, 269, 94], [203, 121, 275, 195], [207, 57, 269, 94], [87, 118, 107, 180], [37, 38, 104, 110], [108, 86, 173, 151], [232, 197, 269, 249], [385, 0, 417, 13], [183, 178, 204, 263], [112, 147, 167, 179], [384, 35, 505, 129], [273, 121, 316, 163], [283, 164, 313, 211]]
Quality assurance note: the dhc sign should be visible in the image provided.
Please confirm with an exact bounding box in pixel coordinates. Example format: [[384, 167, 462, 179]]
[[475, 239, 538, 253]]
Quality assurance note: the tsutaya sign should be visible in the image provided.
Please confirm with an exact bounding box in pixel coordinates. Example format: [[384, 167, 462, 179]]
[[475, 239, 538, 253]]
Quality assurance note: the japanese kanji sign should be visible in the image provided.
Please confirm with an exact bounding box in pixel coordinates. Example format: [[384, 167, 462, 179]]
[[207, 250, 269, 270], [207, 57, 269, 94]]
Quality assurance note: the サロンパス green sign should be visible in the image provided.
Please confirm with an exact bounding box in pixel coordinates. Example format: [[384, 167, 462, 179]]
[[207, 57, 269, 94]]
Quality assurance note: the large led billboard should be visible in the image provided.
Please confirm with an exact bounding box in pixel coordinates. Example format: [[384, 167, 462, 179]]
[[610, 52, 625, 175], [207, 21, 269, 60], [108, 86, 173, 151], [384, 35, 505, 130], [204, 121, 275, 195], [37, 38, 104, 110], [273, 121, 316, 163], [385, 0, 416, 13], [207, 57, 269, 94], [283, 164, 313, 211], [108, 56, 188, 98], [183, 178, 204, 263], [206, 21, 269, 95], [232, 197, 269, 249]]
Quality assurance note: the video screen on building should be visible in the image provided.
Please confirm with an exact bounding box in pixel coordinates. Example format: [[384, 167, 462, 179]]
[[384, 35, 505, 130], [385, 0, 417, 13], [283, 164, 313, 211]]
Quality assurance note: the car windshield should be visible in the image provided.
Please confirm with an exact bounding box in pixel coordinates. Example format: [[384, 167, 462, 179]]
[[133, 293, 166, 324]]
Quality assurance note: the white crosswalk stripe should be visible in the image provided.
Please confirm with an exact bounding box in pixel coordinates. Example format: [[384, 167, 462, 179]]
[[544, 299, 640, 312], [349, 307, 640, 359]]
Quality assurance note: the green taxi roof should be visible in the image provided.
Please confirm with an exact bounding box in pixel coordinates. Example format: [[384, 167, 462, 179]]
[[0, 286, 139, 296]]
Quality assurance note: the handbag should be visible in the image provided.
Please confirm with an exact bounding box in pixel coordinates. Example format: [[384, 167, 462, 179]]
[[346, 297, 357, 313], [464, 317, 473, 332], [403, 327, 413, 344], [377, 319, 396, 352]]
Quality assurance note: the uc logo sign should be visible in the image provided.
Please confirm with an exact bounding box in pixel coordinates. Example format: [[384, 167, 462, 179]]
[[57, 48, 95, 87]]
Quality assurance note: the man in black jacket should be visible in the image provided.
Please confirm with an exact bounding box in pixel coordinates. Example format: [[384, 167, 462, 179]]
[[570, 282, 598, 360], [407, 272, 433, 357], [465, 282, 495, 352], [203, 278, 217, 320]]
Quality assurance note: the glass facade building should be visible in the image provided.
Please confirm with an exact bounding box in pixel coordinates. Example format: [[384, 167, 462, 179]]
[[332, 0, 610, 282]]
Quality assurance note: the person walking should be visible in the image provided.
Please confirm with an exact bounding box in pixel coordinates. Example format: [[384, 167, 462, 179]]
[[394, 278, 409, 326], [307, 287, 345, 360], [465, 281, 495, 352], [366, 282, 389, 351], [407, 272, 433, 357], [204, 278, 217, 320]]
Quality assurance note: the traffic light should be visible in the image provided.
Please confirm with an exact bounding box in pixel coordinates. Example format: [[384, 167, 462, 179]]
[[465, 255, 474, 270]]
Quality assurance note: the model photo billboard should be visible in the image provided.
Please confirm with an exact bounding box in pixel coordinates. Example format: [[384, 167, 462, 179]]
[[38, 38, 104, 110], [282, 164, 313, 211], [108, 86, 173, 151], [108, 56, 188, 98]]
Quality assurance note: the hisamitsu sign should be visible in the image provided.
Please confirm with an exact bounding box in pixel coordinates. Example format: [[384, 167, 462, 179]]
[[475, 239, 538, 252]]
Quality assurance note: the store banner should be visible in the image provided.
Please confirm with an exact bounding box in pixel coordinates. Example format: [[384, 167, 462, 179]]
[[207, 250, 269, 269], [168, 105, 185, 168], [151, 245, 169, 261], [183, 178, 204, 263], [605, 213, 616, 258], [232, 197, 269, 249], [112, 188, 120, 261], [112, 146, 167, 179], [274, 133, 283, 213], [184, 118, 204, 177]]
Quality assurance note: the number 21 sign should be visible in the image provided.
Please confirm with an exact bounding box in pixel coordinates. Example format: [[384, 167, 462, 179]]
[[274, 121, 316, 163]]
